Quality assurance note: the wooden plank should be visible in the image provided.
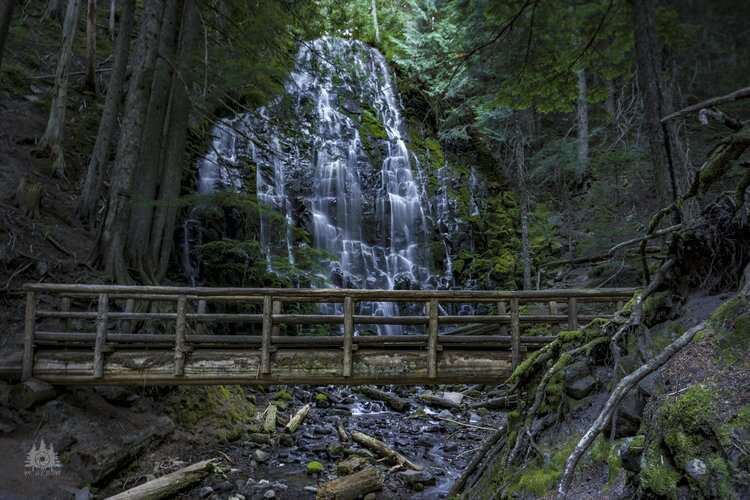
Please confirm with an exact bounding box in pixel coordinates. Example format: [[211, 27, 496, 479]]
[[22, 291, 37, 380], [510, 297, 520, 370], [497, 301, 508, 335], [93, 293, 109, 379], [197, 299, 207, 314], [427, 299, 439, 379], [174, 296, 187, 377], [260, 295, 272, 375], [60, 296, 71, 332], [343, 296, 354, 377], [122, 298, 135, 334], [31, 332, 555, 348], [568, 297, 578, 330], [23, 283, 637, 300], [29, 348, 514, 385], [271, 300, 282, 336]]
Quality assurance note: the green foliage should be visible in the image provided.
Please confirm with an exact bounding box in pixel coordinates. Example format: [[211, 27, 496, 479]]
[[506, 437, 578, 497], [169, 386, 255, 442], [641, 442, 681, 498], [710, 296, 750, 365]]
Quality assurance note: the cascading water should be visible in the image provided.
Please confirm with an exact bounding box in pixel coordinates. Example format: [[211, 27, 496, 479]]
[[196, 37, 438, 332]]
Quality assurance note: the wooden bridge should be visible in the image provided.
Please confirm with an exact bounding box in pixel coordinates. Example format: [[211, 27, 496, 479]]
[[16, 284, 635, 385]]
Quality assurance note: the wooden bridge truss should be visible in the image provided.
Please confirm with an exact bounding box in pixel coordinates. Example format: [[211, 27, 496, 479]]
[[18, 284, 635, 385]]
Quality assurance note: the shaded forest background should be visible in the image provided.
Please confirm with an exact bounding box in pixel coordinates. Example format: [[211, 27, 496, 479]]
[[1, 0, 749, 291]]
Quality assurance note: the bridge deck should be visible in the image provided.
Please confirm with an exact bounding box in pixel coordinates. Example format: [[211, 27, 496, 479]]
[[14, 284, 635, 385]]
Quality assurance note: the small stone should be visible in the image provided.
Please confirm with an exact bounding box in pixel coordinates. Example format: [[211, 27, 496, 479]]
[[363, 494, 377, 500], [336, 456, 366, 475], [442, 443, 458, 452], [263, 490, 276, 499], [686, 458, 707, 480], [198, 486, 214, 498], [254, 449, 270, 463], [442, 392, 465, 405], [437, 409, 452, 418], [279, 434, 294, 446], [304, 486, 318, 493], [214, 480, 233, 492], [398, 470, 436, 489]]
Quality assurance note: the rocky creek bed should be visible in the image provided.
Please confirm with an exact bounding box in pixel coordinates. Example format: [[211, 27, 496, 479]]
[[0, 380, 508, 499]]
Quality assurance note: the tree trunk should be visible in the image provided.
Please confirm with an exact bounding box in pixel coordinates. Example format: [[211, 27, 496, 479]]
[[126, 0, 181, 279], [44, 0, 64, 21], [108, 0, 115, 38], [98, 0, 165, 283], [605, 78, 616, 119], [0, 0, 16, 74], [84, 0, 96, 92], [40, 0, 81, 178], [149, 0, 201, 281], [371, 0, 380, 44], [78, 0, 134, 225], [514, 140, 532, 290], [575, 68, 589, 177], [631, 0, 678, 207]]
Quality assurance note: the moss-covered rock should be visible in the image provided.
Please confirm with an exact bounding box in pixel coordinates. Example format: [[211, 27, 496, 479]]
[[169, 385, 255, 442]]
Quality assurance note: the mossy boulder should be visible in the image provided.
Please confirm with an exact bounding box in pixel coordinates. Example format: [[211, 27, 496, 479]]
[[169, 385, 255, 442], [307, 460, 324, 474]]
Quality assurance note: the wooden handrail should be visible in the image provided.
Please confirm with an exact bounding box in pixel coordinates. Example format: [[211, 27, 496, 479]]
[[23, 283, 636, 300]]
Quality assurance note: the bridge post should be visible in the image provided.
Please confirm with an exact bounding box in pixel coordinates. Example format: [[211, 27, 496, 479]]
[[343, 296, 354, 377], [497, 301, 508, 335], [510, 298, 520, 370], [428, 299, 439, 378], [93, 293, 109, 379], [22, 291, 37, 380], [261, 295, 273, 375], [272, 300, 282, 336], [122, 298, 135, 333], [60, 296, 71, 332], [174, 296, 187, 377], [567, 297, 578, 330], [549, 301, 560, 334]]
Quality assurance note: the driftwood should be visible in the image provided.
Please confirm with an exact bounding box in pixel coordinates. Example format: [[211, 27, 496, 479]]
[[469, 395, 517, 410], [285, 403, 311, 433], [661, 86, 750, 123], [336, 419, 349, 442], [355, 386, 409, 412], [316, 466, 384, 500], [556, 321, 707, 498], [105, 458, 217, 500], [263, 403, 277, 433], [448, 427, 505, 497], [419, 393, 461, 410], [350, 431, 422, 471]]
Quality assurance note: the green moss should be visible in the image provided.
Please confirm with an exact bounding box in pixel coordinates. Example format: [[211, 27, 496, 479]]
[[359, 107, 388, 153], [170, 385, 255, 442], [709, 296, 750, 365], [641, 442, 680, 498], [719, 405, 750, 451], [424, 137, 445, 166], [315, 392, 328, 402], [273, 389, 293, 401], [306, 461, 324, 474], [507, 438, 578, 497]]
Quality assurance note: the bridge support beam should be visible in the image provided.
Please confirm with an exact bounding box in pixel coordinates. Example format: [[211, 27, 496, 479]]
[[27, 348, 514, 385]]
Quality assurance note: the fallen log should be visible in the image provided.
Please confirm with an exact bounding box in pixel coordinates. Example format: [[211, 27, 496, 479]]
[[285, 403, 311, 433], [419, 393, 461, 410], [355, 386, 410, 412], [336, 419, 349, 442], [469, 395, 518, 410], [105, 458, 217, 500], [316, 466, 384, 500], [351, 431, 422, 471], [263, 403, 277, 433]]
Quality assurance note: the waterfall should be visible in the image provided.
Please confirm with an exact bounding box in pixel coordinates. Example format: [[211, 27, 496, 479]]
[[196, 37, 437, 331]]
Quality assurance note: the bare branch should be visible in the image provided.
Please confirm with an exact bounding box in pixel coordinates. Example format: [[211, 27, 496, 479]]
[[661, 86, 750, 123]]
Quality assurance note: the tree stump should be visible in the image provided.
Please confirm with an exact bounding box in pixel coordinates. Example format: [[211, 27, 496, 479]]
[[15, 177, 42, 218]]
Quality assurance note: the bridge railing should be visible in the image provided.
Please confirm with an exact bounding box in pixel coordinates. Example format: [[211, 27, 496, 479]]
[[21, 284, 636, 383]]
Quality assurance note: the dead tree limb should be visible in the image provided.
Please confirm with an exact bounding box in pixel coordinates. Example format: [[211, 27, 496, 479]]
[[556, 321, 706, 499], [106, 458, 218, 500], [661, 86, 750, 123]]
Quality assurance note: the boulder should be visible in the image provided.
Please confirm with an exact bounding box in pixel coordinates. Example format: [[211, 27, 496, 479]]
[[11, 379, 57, 410], [685, 458, 707, 480], [565, 375, 597, 399], [397, 470, 436, 489], [619, 436, 645, 473]]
